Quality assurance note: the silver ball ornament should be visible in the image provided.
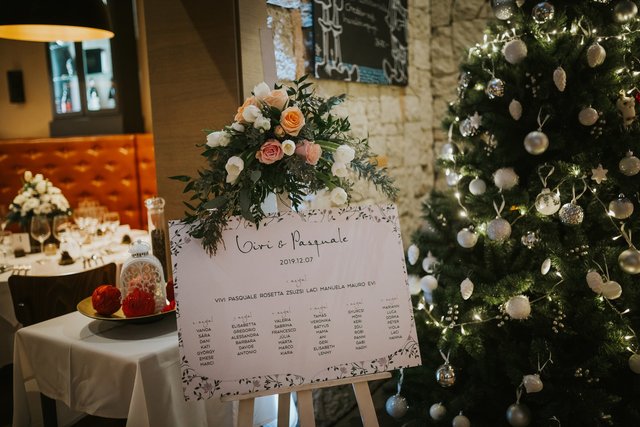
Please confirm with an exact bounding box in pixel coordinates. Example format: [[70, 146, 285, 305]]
[[493, 167, 519, 190], [469, 177, 487, 195], [629, 354, 640, 374], [459, 117, 478, 137], [578, 107, 599, 126], [559, 202, 584, 225], [420, 275, 439, 293], [619, 151, 640, 176], [608, 195, 634, 219], [506, 403, 531, 427], [521, 231, 540, 249], [486, 77, 505, 99], [614, 0, 638, 23], [532, 2, 555, 23], [429, 402, 447, 420], [446, 170, 461, 186], [453, 413, 471, 427], [505, 295, 531, 319], [503, 39, 528, 64], [441, 142, 456, 160], [487, 217, 512, 241], [492, 0, 518, 20], [385, 394, 408, 418], [619, 248, 640, 274], [436, 363, 456, 387], [457, 228, 479, 248], [524, 131, 549, 155], [535, 188, 561, 215]]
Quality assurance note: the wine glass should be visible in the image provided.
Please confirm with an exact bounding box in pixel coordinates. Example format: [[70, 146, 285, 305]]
[[53, 214, 72, 243], [30, 215, 51, 254], [0, 204, 9, 232], [102, 212, 120, 235]]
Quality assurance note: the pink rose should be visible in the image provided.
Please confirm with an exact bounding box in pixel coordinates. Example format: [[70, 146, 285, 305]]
[[263, 89, 289, 110], [256, 139, 284, 164], [280, 106, 305, 136], [295, 140, 322, 165]]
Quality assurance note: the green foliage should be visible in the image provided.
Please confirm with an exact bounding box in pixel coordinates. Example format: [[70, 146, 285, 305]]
[[405, 1, 640, 425]]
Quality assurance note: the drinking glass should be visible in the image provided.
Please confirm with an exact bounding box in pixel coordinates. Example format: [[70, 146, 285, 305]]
[[102, 212, 120, 235], [30, 215, 51, 254], [53, 214, 73, 243], [0, 230, 12, 264], [0, 205, 8, 232]]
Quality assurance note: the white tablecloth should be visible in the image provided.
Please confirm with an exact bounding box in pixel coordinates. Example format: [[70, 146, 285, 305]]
[[13, 311, 237, 427]]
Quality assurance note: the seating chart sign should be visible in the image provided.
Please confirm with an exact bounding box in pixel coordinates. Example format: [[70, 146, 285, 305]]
[[170, 204, 420, 400]]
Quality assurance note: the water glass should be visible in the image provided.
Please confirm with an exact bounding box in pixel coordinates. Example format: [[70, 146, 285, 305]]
[[30, 215, 51, 253]]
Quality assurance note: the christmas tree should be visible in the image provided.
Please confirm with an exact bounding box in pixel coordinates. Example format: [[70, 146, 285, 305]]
[[395, 1, 640, 426]]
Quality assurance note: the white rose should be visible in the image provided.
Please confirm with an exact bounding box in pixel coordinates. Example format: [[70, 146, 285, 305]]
[[13, 194, 25, 205], [225, 156, 244, 184], [282, 140, 296, 156], [330, 187, 348, 206], [35, 181, 47, 194], [33, 173, 44, 183], [49, 186, 61, 194], [206, 131, 231, 148], [331, 162, 349, 177], [242, 105, 261, 123], [253, 115, 271, 131], [253, 82, 271, 100], [24, 170, 33, 182], [231, 122, 245, 132], [334, 145, 355, 164]]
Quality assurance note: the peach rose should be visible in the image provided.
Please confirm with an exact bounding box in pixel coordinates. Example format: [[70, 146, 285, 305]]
[[264, 89, 289, 111], [274, 125, 285, 138], [280, 106, 305, 136], [256, 139, 284, 164], [234, 96, 259, 123], [295, 140, 322, 165]]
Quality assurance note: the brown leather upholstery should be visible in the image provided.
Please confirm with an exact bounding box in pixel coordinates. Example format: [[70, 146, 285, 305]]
[[0, 134, 157, 229]]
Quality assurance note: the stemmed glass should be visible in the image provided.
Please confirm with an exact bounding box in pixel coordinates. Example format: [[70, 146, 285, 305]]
[[0, 205, 8, 233], [102, 212, 120, 238], [30, 215, 51, 254]]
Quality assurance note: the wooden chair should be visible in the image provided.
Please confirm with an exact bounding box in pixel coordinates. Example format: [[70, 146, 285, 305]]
[[9, 263, 117, 427]]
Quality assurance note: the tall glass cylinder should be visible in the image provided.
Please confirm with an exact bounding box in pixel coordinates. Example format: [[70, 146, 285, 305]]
[[145, 197, 172, 281]]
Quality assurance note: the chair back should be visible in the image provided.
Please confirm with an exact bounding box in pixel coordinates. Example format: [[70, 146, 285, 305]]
[[9, 263, 117, 326]]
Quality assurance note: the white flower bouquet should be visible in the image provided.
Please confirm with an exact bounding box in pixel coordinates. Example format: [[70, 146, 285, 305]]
[[7, 171, 71, 227], [173, 76, 397, 254]]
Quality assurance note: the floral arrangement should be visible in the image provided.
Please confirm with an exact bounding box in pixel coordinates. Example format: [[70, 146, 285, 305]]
[[7, 170, 71, 227], [173, 76, 397, 254]]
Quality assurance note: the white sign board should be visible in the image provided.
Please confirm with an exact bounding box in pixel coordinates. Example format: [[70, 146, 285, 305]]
[[170, 204, 421, 400]]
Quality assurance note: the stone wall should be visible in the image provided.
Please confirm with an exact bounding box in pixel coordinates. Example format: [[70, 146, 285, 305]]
[[267, 0, 491, 243]]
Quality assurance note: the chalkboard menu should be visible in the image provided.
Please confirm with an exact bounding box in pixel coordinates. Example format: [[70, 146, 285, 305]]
[[313, 0, 408, 86]]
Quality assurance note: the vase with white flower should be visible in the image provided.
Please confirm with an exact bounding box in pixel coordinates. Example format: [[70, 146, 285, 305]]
[[7, 171, 72, 250], [172, 76, 397, 254]]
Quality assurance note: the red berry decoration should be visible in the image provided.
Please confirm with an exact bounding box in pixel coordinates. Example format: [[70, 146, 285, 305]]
[[91, 285, 121, 316], [122, 288, 156, 317], [166, 279, 175, 302]]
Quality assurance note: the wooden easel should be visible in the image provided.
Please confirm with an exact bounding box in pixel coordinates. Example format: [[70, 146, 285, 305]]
[[222, 372, 392, 427]]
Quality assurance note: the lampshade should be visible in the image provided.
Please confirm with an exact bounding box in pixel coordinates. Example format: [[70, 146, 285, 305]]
[[0, 0, 113, 42]]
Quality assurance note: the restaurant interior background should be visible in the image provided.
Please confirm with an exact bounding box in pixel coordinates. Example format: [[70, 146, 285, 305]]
[[0, 1, 493, 425]]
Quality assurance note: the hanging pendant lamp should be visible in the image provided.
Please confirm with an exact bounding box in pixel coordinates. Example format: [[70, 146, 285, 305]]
[[0, 0, 113, 42]]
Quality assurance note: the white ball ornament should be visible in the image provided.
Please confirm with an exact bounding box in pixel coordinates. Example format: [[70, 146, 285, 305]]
[[452, 413, 471, 427], [408, 275, 422, 295], [629, 354, 640, 374], [430, 402, 447, 420], [503, 39, 528, 64], [523, 374, 543, 393], [457, 228, 479, 248], [460, 278, 474, 300], [407, 244, 419, 265], [492, 0, 517, 20], [553, 66, 566, 92], [524, 131, 549, 155], [509, 99, 523, 120], [446, 170, 461, 186], [619, 248, 640, 274], [535, 188, 561, 215], [619, 151, 640, 176], [578, 107, 599, 126], [385, 395, 408, 418], [487, 217, 512, 241], [469, 177, 487, 195], [587, 42, 606, 67], [420, 275, 439, 293], [505, 295, 531, 319], [493, 167, 519, 190]]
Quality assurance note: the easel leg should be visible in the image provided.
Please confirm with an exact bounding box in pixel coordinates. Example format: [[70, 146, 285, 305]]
[[352, 381, 379, 427], [277, 392, 291, 427], [238, 398, 255, 427], [296, 390, 316, 427]]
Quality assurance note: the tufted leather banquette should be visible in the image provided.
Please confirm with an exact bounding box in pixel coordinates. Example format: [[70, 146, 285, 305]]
[[0, 134, 157, 229]]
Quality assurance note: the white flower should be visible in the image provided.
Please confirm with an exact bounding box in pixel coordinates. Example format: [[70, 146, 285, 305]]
[[282, 140, 296, 156], [35, 181, 47, 194], [253, 82, 271, 100], [33, 173, 44, 183], [331, 162, 349, 177], [225, 156, 244, 184], [13, 194, 25, 206], [334, 145, 355, 164], [206, 131, 231, 148], [231, 122, 245, 132], [24, 170, 33, 182], [49, 186, 61, 194], [253, 115, 271, 131], [242, 105, 261, 123], [330, 187, 348, 206]]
